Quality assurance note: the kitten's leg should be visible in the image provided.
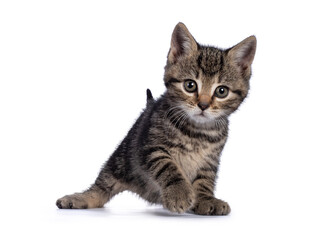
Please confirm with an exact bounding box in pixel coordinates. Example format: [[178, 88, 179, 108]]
[[56, 171, 123, 209], [145, 148, 195, 213], [192, 166, 231, 215]]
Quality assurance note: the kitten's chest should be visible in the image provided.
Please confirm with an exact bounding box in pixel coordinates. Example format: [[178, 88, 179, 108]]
[[170, 140, 221, 182], [162, 119, 228, 182]]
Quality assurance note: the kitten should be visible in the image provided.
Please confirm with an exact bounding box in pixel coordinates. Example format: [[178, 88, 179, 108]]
[[56, 22, 256, 215]]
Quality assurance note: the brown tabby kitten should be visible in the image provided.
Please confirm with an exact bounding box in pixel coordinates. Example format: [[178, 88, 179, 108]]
[[56, 23, 256, 215]]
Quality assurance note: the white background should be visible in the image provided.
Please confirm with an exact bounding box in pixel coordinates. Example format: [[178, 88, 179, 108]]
[[1, 0, 319, 239]]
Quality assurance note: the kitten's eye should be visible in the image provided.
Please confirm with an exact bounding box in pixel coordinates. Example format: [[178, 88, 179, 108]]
[[184, 80, 197, 93], [215, 86, 229, 98]]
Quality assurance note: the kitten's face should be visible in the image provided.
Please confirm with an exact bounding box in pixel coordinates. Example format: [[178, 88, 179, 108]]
[[164, 23, 256, 125]]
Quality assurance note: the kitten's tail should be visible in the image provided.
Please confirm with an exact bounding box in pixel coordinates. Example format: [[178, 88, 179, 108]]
[[146, 89, 153, 100], [146, 89, 155, 106]]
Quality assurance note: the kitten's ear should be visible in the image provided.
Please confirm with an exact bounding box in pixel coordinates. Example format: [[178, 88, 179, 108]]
[[227, 36, 257, 78], [168, 22, 198, 64]]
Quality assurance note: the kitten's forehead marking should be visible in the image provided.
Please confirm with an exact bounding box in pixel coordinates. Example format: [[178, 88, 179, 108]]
[[197, 47, 224, 77], [194, 79, 202, 95], [196, 75, 233, 102], [197, 75, 220, 97]]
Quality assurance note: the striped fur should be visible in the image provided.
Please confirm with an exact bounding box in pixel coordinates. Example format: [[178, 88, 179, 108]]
[[56, 23, 256, 215]]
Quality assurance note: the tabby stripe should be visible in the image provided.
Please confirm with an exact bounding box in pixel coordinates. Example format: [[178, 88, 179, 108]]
[[155, 162, 172, 180], [197, 193, 213, 201], [199, 167, 214, 172], [211, 144, 225, 155], [171, 123, 224, 143], [233, 90, 243, 97], [203, 163, 218, 173], [165, 176, 183, 188], [165, 78, 181, 87], [168, 78, 181, 83], [192, 174, 210, 184], [219, 53, 225, 72], [143, 147, 171, 157], [162, 140, 188, 151], [94, 181, 110, 192], [197, 52, 203, 70], [147, 157, 169, 171], [198, 183, 213, 193], [148, 161, 163, 172], [195, 70, 199, 79], [147, 155, 169, 169], [210, 165, 218, 173]]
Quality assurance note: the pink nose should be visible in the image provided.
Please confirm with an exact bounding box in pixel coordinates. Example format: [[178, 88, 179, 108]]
[[198, 102, 209, 111], [198, 95, 211, 111]]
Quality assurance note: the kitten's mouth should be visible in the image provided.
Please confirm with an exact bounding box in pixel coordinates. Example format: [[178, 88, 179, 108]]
[[197, 112, 207, 117], [193, 112, 209, 121]]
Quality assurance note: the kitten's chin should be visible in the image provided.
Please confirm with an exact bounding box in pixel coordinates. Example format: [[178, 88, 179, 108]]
[[188, 110, 227, 128], [182, 106, 226, 127], [190, 112, 216, 125]]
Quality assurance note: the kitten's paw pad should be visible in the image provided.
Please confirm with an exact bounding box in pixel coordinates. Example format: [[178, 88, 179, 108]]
[[162, 182, 195, 213], [56, 194, 88, 209], [193, 198, 231, 215]]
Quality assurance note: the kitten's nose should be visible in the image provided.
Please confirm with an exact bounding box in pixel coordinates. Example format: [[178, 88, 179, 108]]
[[198, 95, 211, 111], [198, 102, 209, 111]]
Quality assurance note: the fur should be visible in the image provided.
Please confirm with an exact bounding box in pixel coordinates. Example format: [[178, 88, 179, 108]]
[[56, 23, 256, 215]]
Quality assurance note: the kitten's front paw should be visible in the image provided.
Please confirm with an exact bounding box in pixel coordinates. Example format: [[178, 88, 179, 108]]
[[193, 197, 231, 215], [56, 193, 88, 209], [162, 181, 195, 213]]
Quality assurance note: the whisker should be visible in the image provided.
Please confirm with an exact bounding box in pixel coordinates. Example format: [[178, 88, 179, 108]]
[[176, 112, 188, 130], [168, 109, 185, 123], [172, 111, 186, 129], [164, 106, 183, 120], [178, 113, 189, 130]]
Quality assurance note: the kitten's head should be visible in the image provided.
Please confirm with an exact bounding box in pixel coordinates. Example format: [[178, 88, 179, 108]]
[[164, 22, 256, 126]]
